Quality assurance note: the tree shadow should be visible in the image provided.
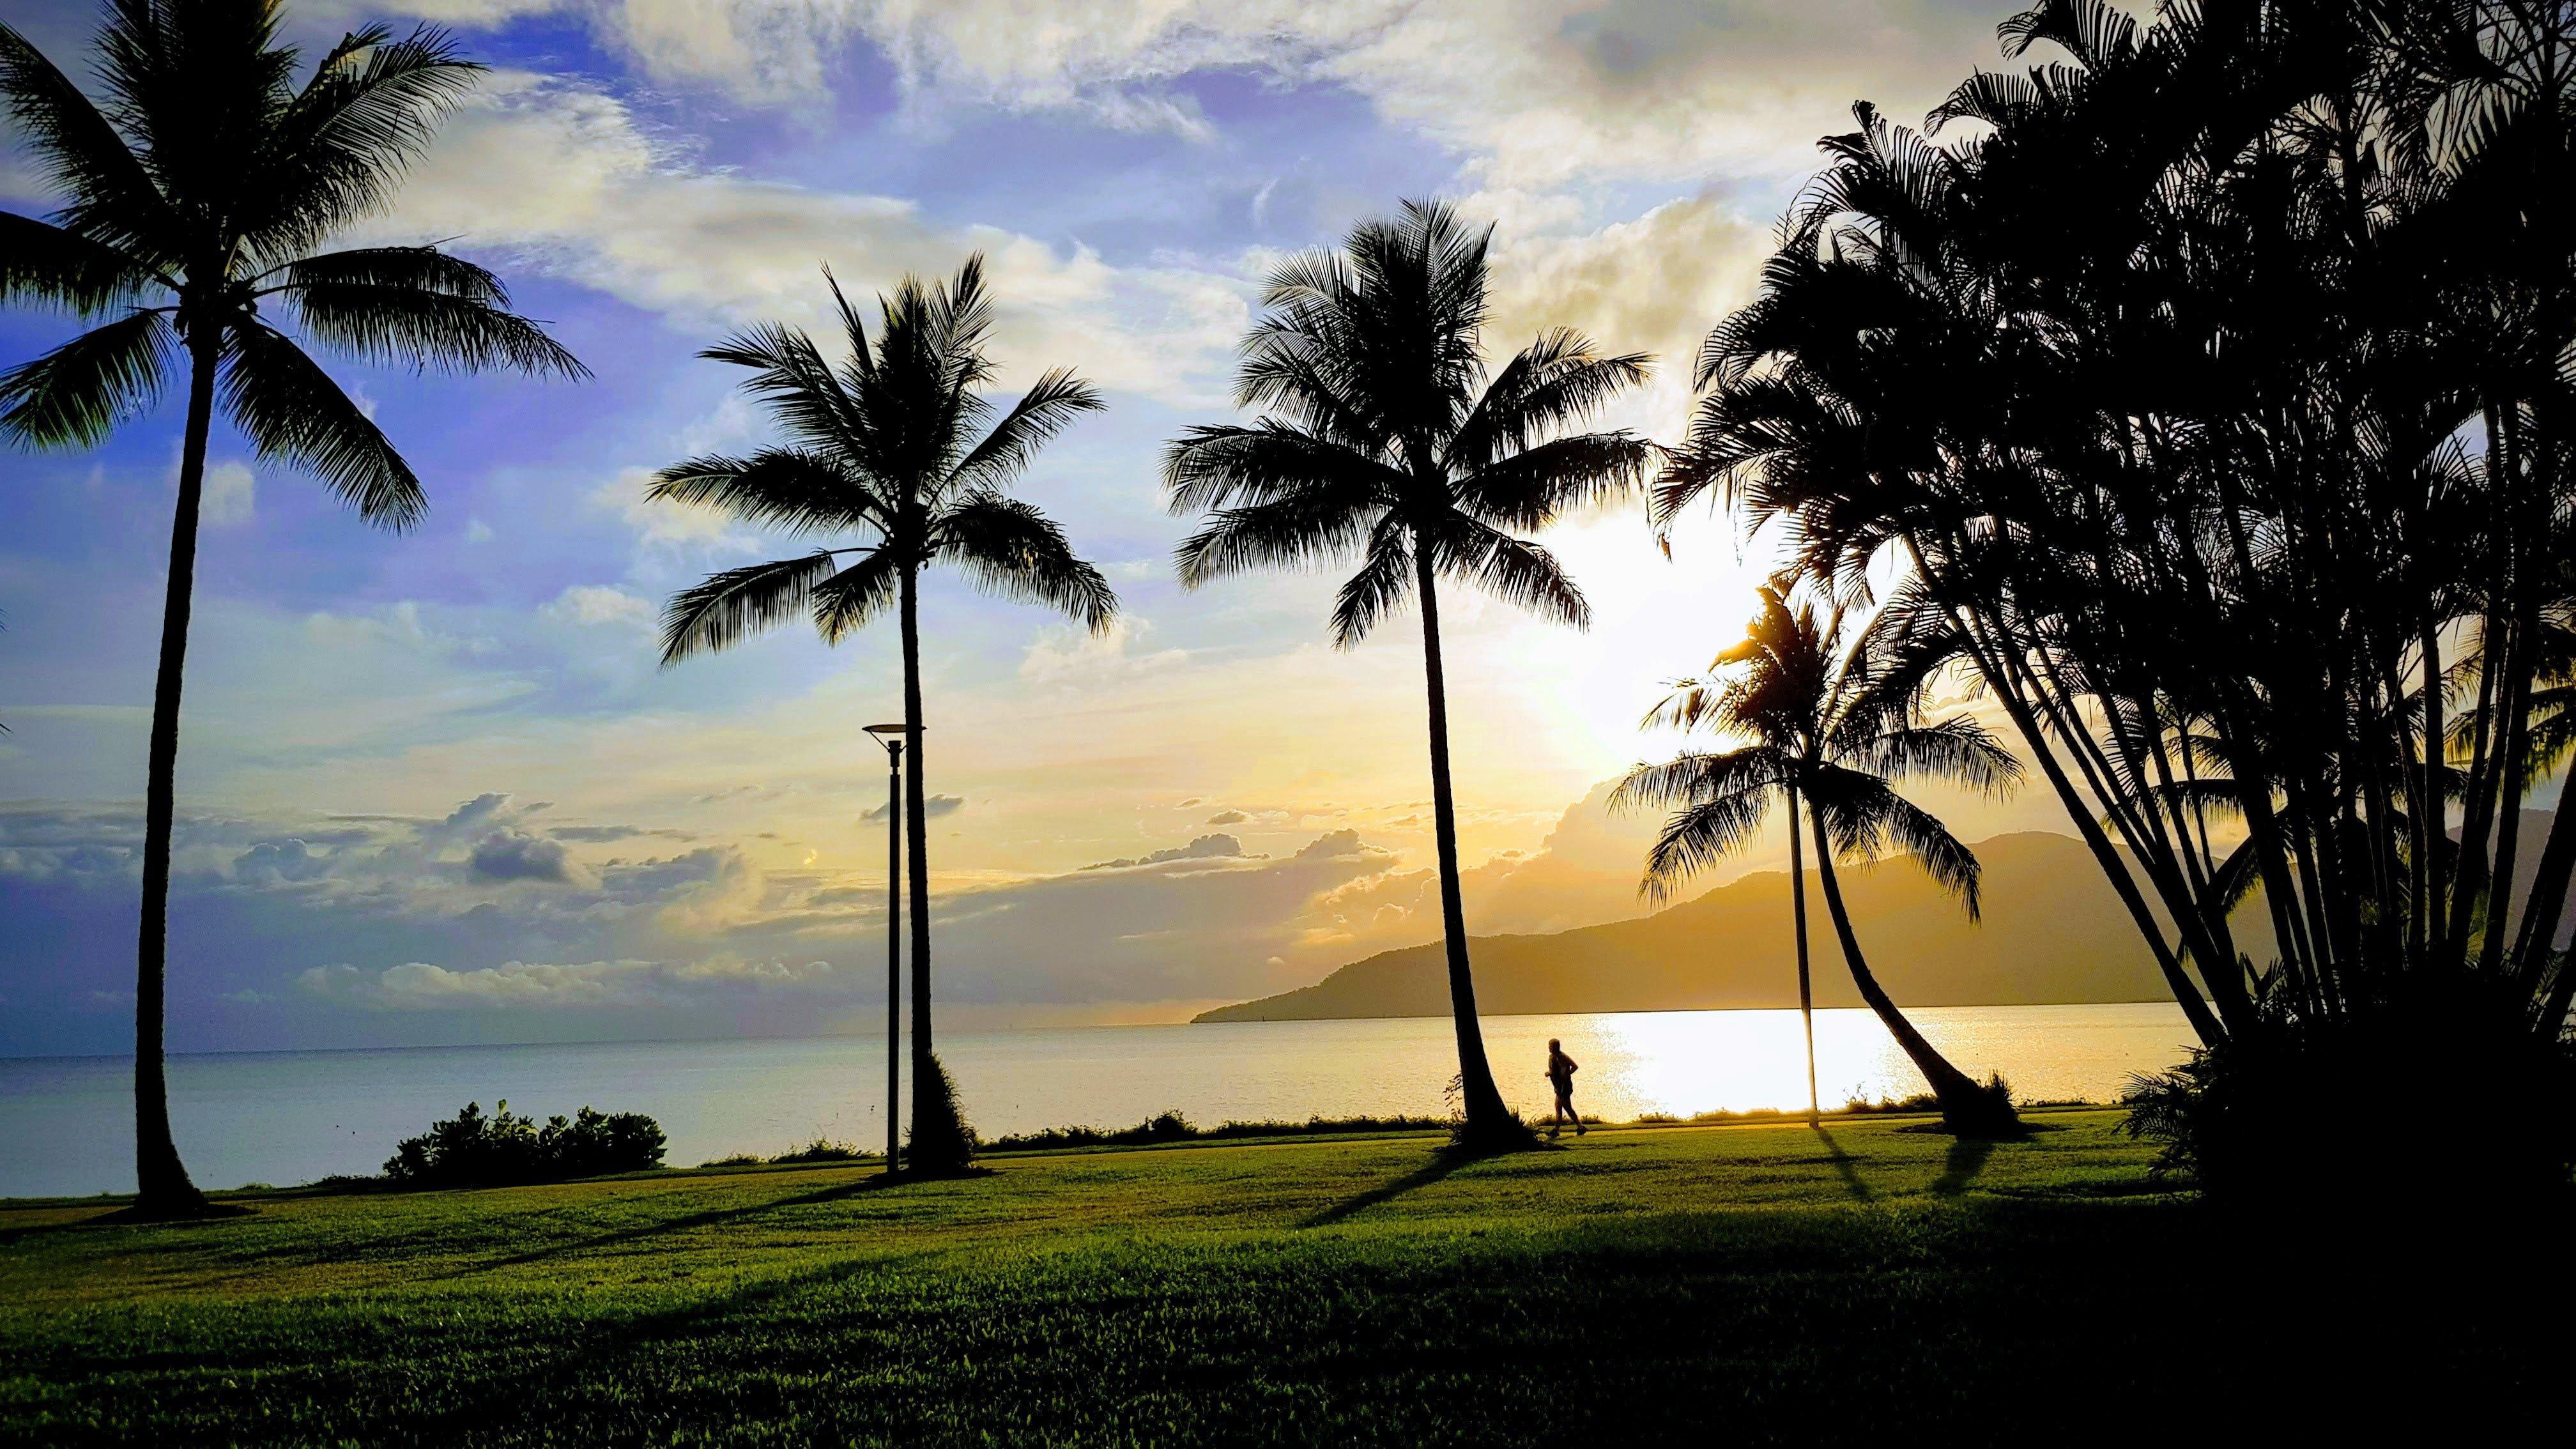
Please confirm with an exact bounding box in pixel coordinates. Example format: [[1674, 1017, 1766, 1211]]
[[408, 1251, 905, 1444], [423, 1171, 896, 1282], [1931, 1135, 1996, 1196], [1807, 1124, 1872, 1202], [1298, 1153, 1468, 1229]]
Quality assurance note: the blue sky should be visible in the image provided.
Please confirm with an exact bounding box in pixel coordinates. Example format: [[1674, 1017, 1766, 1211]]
[[0, 0, 2078, 1056]]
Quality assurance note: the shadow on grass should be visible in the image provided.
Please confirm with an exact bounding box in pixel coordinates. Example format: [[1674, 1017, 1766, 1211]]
[[1807, 1124, 1872, 1202], [1931, 1136, 1995, 1197], [1299, 1152, 1468, 1229], [424, 1170, 900, 1282]]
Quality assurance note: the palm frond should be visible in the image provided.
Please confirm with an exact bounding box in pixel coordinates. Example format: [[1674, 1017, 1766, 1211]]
[[700, 321, 862, 457], [938, 491, 1117, 632], [1851, 716, 2023, 794], [282, 280, 587, 378], [1609, 746, 1796, 813], [659, 550, 847, 666], [218, 320, 424, 529], [946, 367, 1103, 494], [248, 24, 484, 261], [1451, 431, 1657, 529], [812, 547, 901, 645], [648, 448, 878, 537], [0, 19, 179, 264], [266, 246, 508, 303], [0, 308, 174, 447], [0, 212, 164, 315], [1423, 516, 1590, 629], [1174, 484, 1379, 589], [1162, 420, 1402, 514], [1450, 332, 1652, 469], [1329, 516, 1414, 647]]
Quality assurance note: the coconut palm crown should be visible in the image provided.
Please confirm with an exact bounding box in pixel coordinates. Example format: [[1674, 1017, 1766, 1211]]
[[0, 1, 585, 1216], [1163, 199, 1655, 1147]]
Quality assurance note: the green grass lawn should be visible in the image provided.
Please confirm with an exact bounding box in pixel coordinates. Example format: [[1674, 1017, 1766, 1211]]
[[0, 1111, 2557, 1445]]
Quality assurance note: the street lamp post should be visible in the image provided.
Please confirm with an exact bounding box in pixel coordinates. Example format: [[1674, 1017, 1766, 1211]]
[[864, 723, 914, 1177]]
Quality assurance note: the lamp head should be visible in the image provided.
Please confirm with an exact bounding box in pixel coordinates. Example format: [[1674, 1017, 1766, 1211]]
[[862, 723, 913, 737]]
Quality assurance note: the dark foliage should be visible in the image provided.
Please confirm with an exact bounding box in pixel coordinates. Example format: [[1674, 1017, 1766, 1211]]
[[981, 1112, 1453, 1153], [2126, 973, 2576, 1202], [905, 1054, 976, 1176], [768, 1140, 874, 1165], [383, 1101, 666, 1187]]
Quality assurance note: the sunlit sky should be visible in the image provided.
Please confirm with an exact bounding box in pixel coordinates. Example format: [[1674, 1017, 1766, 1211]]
[[1, 0, 2103, 1055]]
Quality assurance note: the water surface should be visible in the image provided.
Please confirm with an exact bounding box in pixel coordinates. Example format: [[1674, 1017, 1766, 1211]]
[[0, 1002, 2195, 1198]]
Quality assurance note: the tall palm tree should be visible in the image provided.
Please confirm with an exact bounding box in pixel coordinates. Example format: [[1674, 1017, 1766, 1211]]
[[0, 2, 585, 1218], [654, 257, 1114, 1176], [1614, 585, 2023, 1135], [1163, 200, 1653, 1149]]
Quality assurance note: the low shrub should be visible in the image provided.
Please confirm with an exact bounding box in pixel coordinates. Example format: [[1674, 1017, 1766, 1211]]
[[383, 1100, 666, 1187], [2124, 976, 2576, 1206], [771, 1138, 873, 1164], [982, 1111, 1449, 1153]]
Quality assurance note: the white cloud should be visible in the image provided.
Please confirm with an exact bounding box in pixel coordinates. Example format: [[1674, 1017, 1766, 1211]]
[[544, 583, 656, 628], [1020, 613, 1187, 683], [201, 460, 257, 527], [355, 72, 1250, 403], [362, 4, 1999, 194]]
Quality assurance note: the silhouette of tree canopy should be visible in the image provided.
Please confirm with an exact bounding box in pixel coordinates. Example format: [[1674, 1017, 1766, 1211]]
[[1663, 0, 2576, 1130], [1165, 199, 1654, 1149], [652, 256, 1114, 1175], [0, 0, 585, 1217]]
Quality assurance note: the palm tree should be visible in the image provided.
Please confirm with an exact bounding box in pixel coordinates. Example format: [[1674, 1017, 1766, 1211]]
[[654, 257, 1114, 1176], [1614, 585, 2023, 1135], [0, 3, 585, 1217], [1163, 200, 1654, 1150]]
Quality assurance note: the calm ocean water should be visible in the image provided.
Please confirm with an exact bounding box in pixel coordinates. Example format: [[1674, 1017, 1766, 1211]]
[[0, 1002, 2196, 1199]]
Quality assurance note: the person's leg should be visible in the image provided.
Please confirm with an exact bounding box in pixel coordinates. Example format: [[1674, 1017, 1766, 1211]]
[[1568, 1094, 1584, 1134]]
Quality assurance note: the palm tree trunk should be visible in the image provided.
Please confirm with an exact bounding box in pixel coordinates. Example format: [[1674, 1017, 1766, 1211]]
[[1805, 804, 2015, 1135], [896, 564, 969, 1171], [2512, 800, 2576, 996], [1413, 551, 1521, 1148], [1788, 781, 1817, 1117], [133, 337, 217, 1218]]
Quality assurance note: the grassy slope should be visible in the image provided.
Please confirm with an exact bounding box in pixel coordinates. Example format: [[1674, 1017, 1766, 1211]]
[[0, 1112, 2556, 1445]]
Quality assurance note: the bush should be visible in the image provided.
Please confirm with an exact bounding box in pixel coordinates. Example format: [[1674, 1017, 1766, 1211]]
[[2123, 977, 2576, 1206], [772, 1138, 872, 1164], [981, 1112, 1450, 1153], [383, 1100, 666, 1187]]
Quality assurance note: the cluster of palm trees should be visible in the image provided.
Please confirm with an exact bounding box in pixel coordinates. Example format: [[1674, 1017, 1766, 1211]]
[[1664, 0, 2576, 1045], [9, 0, 2571, 1211]]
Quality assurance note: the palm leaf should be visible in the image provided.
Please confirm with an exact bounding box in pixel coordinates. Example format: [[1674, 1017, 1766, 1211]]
[[219, 321, 424, 529], [0, 308, 174, 447], [659, 550, 847, 665], [937, 491, 1117, 632]]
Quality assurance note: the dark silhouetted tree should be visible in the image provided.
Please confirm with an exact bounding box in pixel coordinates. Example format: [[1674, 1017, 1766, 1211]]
[[1164, 200, 1653, 1150], [1616, 585, 2022, 1133], [654, 256, 1114, 1176], [0, 1, 585, 1217]]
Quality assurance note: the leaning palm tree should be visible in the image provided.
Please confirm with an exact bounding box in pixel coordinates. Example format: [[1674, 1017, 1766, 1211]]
[[1164, 200, 1653, 1149], [1613, 585, 2023, 1135], [654, 256, 1114, 1176], [0, 2, 585, 1217]]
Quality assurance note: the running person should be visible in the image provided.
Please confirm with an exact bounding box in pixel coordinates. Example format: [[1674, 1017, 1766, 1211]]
[[1545, 1039, 1584, 1138]]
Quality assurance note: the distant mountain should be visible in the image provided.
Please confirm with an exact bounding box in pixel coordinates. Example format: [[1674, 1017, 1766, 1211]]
[[1196, 818, 2574, 1022]]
